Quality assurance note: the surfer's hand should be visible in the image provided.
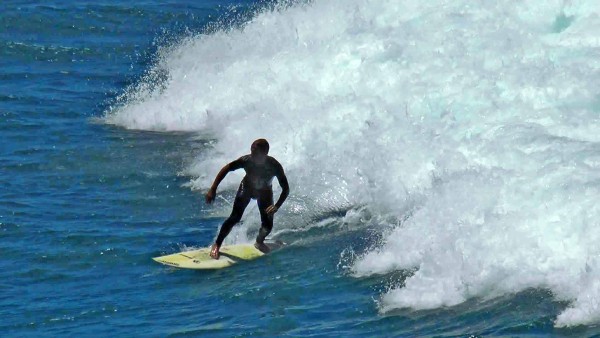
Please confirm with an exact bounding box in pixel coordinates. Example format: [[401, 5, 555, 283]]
[[205, 188, 216, 204], [266, 205, 278, 215]]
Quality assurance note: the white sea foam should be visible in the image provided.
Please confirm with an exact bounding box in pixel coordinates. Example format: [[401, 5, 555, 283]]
[[105, 0, 600, 327]]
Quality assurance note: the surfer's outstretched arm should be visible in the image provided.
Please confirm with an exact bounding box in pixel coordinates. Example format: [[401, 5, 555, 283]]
[[205, 164, 232, 204]]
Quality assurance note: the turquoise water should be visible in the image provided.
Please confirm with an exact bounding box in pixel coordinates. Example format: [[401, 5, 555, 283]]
[[3, 1, 600, 336]]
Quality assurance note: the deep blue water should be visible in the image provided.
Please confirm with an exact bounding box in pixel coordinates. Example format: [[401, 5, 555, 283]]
[[2, 1, 600, 337]]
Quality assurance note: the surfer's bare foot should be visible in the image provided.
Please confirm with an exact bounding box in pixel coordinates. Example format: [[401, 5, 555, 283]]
[[254, 241, 270, 253], [210, 244, 220, 259]]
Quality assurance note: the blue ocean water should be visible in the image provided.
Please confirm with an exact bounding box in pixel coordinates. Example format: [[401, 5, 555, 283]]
[[3, 0, 600, 336]]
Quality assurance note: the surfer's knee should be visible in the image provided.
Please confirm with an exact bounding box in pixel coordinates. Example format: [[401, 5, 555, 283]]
[[259, 212, 273, 228], [227, 212, 243, 224], [261, 218, 273, 230]]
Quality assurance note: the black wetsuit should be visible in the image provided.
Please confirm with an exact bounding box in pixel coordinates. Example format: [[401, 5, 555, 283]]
[[215, 155, 289, 246]]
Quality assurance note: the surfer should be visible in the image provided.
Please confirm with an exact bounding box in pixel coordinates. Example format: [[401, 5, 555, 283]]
[[205, 139, 290, 259]]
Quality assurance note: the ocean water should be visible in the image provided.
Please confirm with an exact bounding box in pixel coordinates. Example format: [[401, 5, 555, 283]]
[[3, 0, 600, 336]]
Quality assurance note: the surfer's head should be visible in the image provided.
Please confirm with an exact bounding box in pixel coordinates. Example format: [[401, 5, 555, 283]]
[[250, 139, 269, 163], [251, 139, 270, 155]]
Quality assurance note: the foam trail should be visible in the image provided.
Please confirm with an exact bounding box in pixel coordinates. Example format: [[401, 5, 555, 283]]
[[106, 0, 600, 327]]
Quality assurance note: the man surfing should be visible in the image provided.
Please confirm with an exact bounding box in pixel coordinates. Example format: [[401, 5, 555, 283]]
[[205, 139, 290, 259]]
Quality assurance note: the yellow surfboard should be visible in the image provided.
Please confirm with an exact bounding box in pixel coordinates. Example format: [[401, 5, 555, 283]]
[[152, 241, 285, 270]]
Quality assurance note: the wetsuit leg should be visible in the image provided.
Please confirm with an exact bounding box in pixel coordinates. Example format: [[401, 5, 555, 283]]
[[215, 183, 251, 246], [255, 189, 274, 244]]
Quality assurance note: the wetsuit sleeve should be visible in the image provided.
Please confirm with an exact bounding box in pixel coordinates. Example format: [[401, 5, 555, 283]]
[[227, 156, 247, 171], [274, 161, 290, 208]]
